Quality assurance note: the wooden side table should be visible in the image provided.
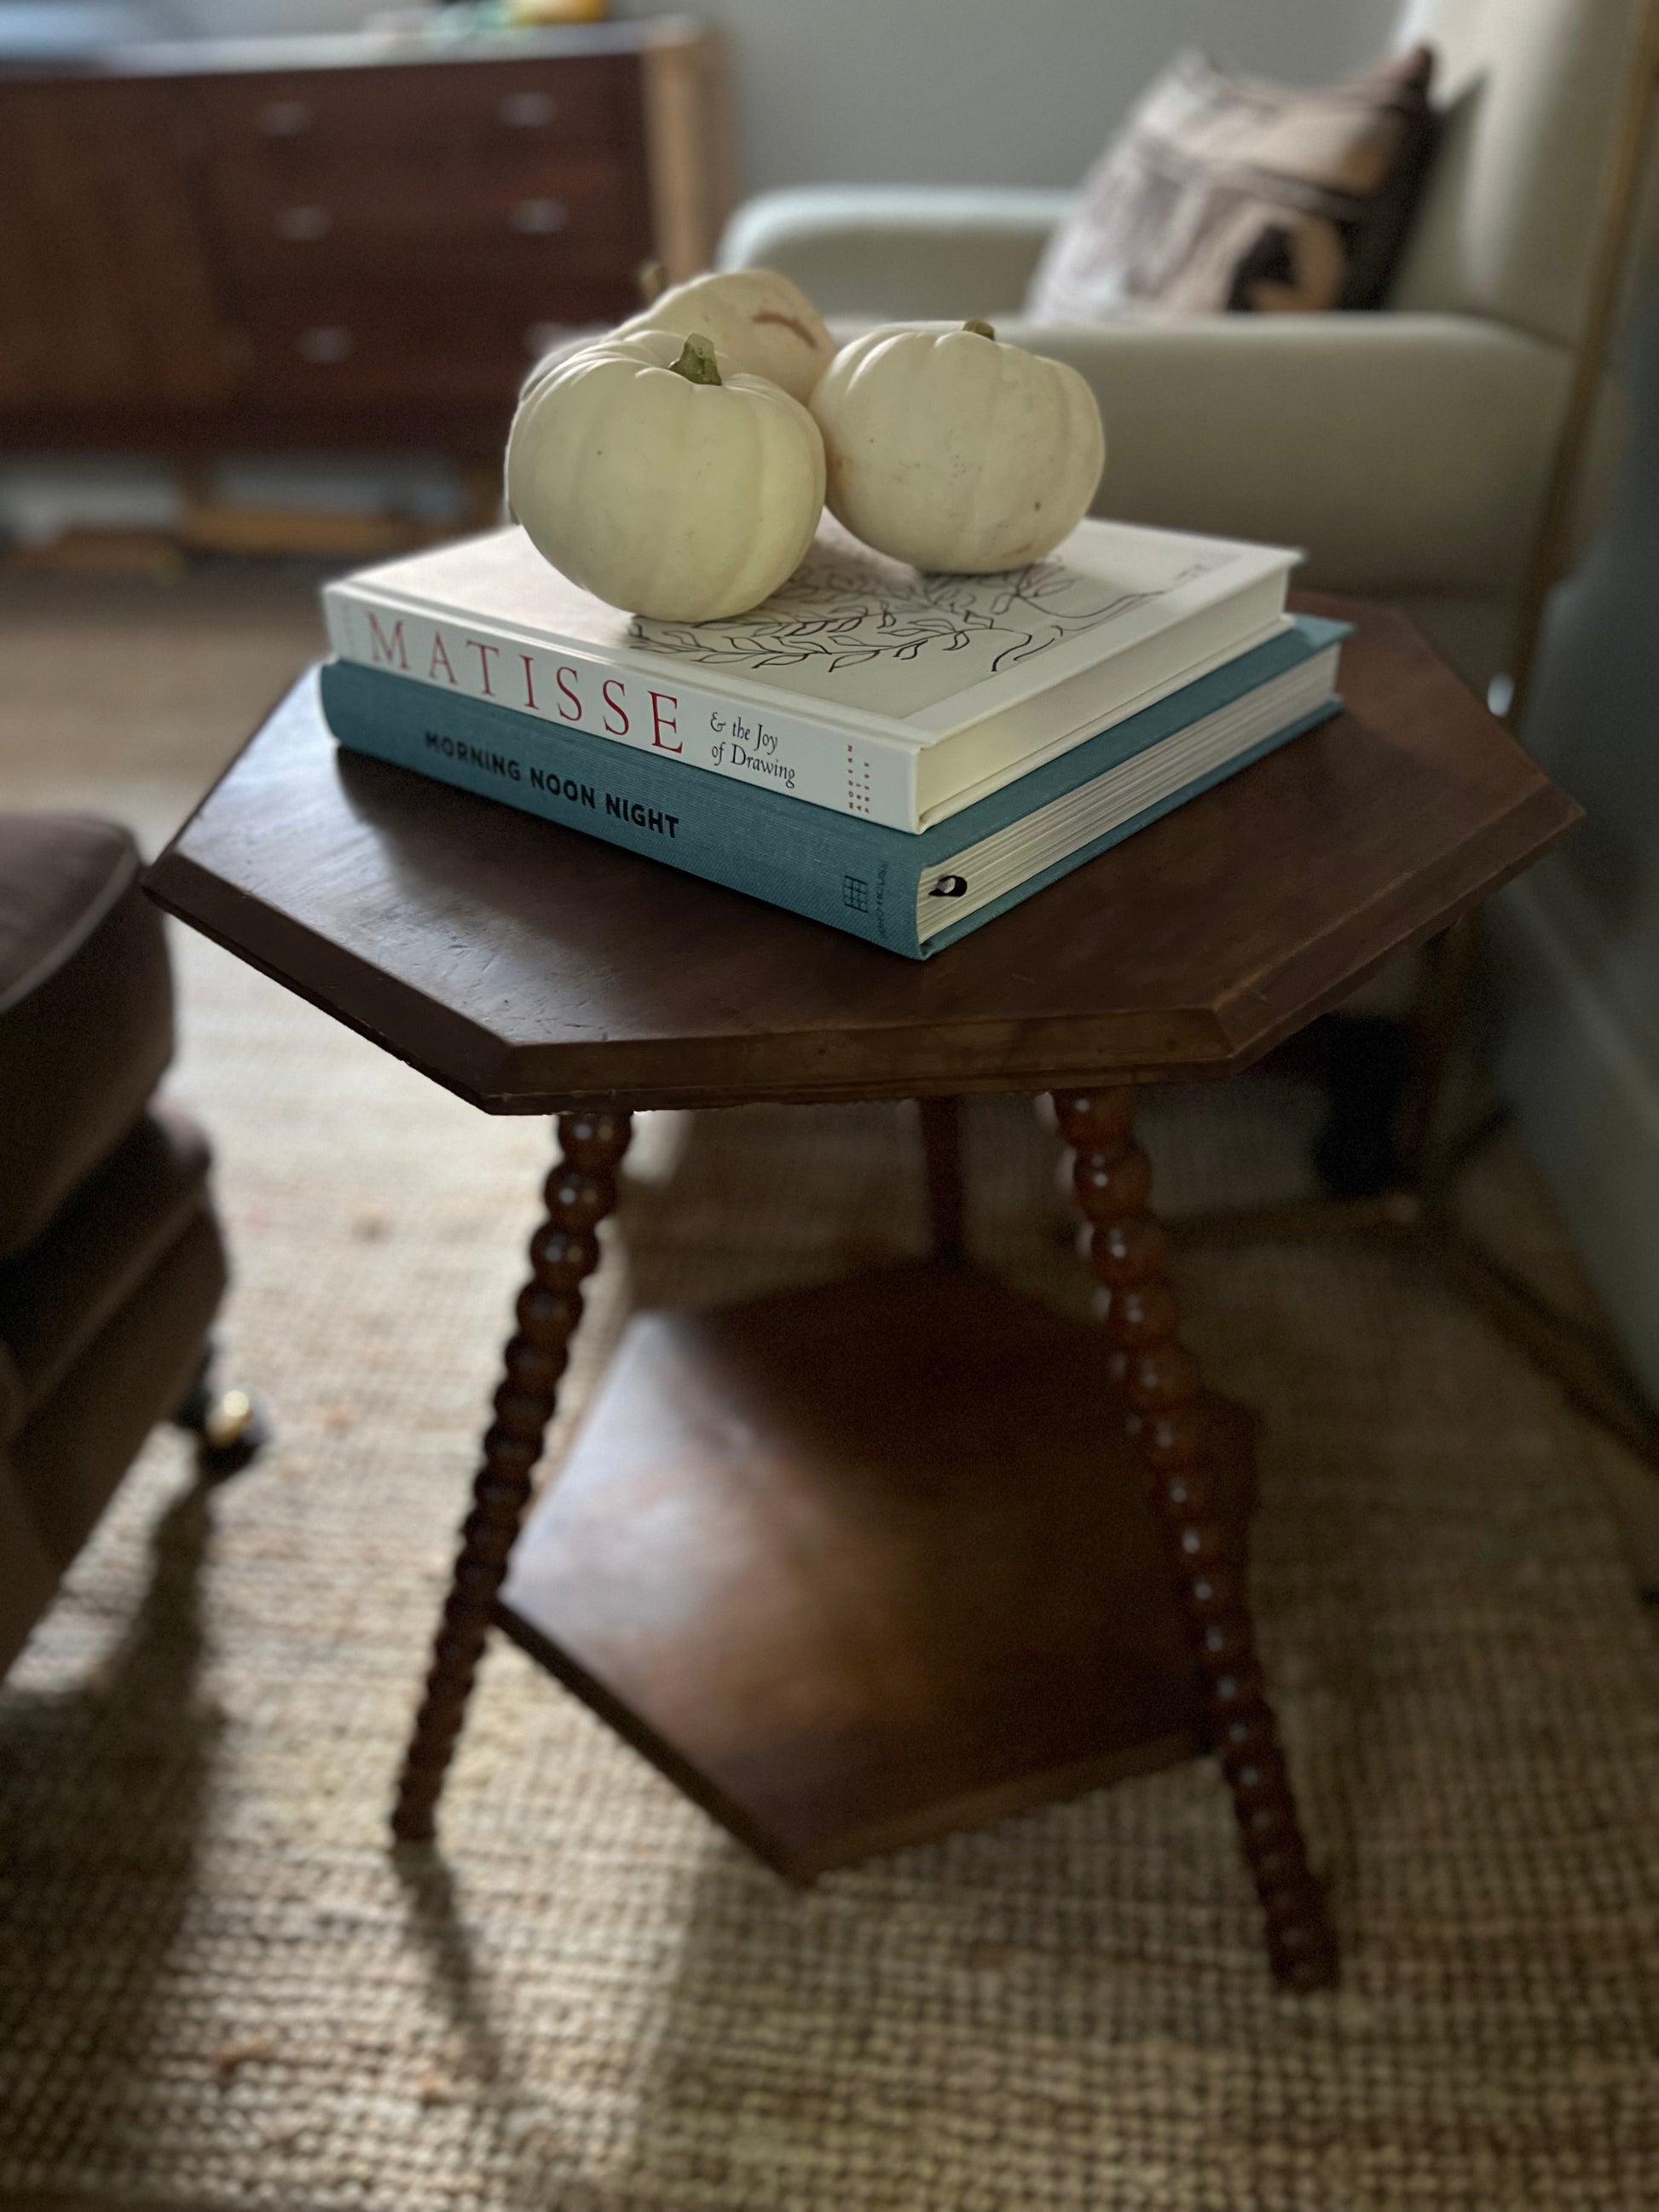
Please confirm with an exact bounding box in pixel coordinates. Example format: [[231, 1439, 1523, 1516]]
[[147, 597, 1578, 1992]]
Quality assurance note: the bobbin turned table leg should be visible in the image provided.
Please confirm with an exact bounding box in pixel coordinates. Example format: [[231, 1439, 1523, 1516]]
[[1052, 1089, 1338, 1992], [392, 1108, 633, 1843]]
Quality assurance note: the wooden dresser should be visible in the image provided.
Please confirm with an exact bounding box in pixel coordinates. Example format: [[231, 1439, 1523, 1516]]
[[0, 18, 731, 459]]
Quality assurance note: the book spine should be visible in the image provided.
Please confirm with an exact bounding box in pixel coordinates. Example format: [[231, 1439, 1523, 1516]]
[[318, 661, 927, 958], [324, 582, 922, 832]]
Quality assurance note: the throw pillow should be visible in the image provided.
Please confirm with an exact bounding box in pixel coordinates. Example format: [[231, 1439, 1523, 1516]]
[[1026, 46, 1437, 321]]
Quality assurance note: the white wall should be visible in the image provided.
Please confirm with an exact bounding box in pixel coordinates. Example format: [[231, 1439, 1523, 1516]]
[[1491, 278, 1659, 1401], [142, 0, 364, 34], [171, 0, 1401, 196], [631, 0, 1400, 195]]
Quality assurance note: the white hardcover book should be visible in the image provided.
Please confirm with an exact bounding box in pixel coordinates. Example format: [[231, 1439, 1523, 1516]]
[[323, 515, 1298, 834]]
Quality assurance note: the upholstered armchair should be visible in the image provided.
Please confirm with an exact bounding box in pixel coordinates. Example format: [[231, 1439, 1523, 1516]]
[[720, 0, 1656, 695], [0, 813, 262, 1681]]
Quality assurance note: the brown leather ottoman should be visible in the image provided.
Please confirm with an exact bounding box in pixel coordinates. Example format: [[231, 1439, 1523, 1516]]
[[0, 813, 246, 1680]]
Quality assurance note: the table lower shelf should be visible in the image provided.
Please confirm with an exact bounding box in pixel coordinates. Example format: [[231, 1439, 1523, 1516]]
[[497, 1259, 1255, 1879]]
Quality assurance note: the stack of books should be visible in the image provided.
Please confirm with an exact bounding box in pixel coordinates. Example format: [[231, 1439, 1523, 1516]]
[[319, 516, 1346, 959]]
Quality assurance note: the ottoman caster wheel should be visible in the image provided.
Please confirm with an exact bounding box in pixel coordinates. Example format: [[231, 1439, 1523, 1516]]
[[174, 1368, 271, 1482]]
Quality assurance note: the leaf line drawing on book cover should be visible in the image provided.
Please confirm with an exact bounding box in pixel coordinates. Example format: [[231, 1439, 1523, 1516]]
[[630, 546, 1224, 684]]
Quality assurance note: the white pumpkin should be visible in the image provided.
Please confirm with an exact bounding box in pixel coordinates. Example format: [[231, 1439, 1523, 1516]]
[[810, 320, 1105, 572], [621, 269, 835, 406], [505, 327, 825, 622], [517, 322, 610, 409]]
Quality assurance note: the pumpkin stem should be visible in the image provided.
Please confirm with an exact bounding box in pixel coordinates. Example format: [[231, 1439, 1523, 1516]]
[[668, 332, 722, 385], [963, 318, 997, 339], [636, 257, 668, 305]]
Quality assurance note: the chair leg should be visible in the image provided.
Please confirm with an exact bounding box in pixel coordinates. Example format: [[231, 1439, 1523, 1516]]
[[172, 1342, 269, 1482], [916, 1096, 966, 1263], [391, 1108, 633, 1845], [1052, 1087, 1338, 1993], [1309, 1013, 1413, 1199]]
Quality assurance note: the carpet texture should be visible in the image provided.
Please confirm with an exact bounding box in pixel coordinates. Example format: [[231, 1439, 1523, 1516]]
[[3, 573, 1659, 2210]]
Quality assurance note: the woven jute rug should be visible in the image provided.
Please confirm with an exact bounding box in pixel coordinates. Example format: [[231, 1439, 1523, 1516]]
[[3, 580, 1659, 2209], [3, 925, 1659, 2212]]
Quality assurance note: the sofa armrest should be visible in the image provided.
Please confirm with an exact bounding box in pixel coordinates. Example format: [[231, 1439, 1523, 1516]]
[[0, 815, 173, 1261], [988, 312, 1577, 598], [718, 186, 1074, 319]]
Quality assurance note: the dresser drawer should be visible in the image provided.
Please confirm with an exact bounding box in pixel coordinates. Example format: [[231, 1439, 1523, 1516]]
[[209, 146, 650, 286], [193, 55, 641, 170], [0, 23, 730, 442], [0, 80, 234, 410], [240, 281, 635, 405]]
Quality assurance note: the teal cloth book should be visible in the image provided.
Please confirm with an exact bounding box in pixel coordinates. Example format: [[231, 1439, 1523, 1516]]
[[321, 615, 1348, 960]]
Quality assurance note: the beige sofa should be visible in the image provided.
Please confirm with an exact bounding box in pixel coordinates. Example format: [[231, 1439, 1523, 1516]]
[[720, 0, 1656, 695]]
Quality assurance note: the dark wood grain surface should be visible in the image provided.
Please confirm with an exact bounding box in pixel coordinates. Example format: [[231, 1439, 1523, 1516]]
[[495, 1259, 1256, 1879], [147, 596, 1580, 1112], [0, 26, 725, 455]]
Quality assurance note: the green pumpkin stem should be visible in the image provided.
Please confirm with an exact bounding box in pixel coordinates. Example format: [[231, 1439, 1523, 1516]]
[[963, 318, 997, 339], [668, 333, 722, 385]]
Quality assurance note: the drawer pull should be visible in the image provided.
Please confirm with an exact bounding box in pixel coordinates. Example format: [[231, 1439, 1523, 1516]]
[[275, 205, 332, 242], [297, 326, 355, 365], [500, 90, 557, 128], [258, 99, 314, 136], [511, 198, 569, 236]]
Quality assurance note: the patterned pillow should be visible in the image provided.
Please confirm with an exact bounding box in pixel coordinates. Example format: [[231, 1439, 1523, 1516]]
[[1026, 46, 1437, 321]]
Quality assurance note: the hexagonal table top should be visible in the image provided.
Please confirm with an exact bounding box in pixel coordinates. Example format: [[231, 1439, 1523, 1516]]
[[147, 595, 1576, 1113]]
